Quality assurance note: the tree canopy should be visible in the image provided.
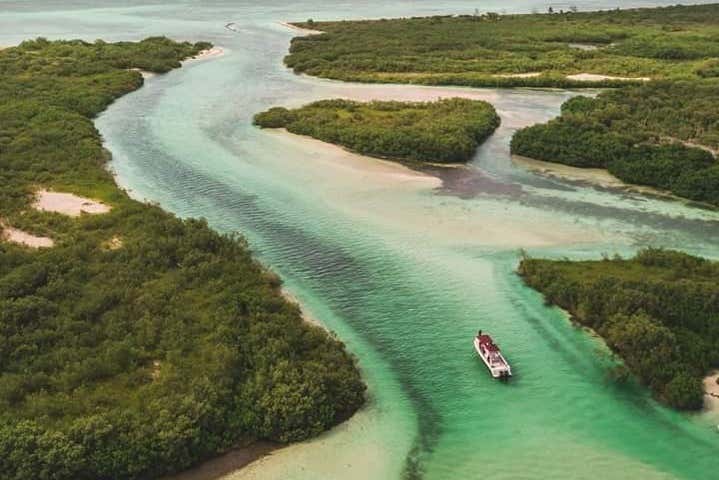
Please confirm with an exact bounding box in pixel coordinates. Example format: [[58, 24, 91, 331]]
[[519, 249, 719, 410], [0, 38, 365, 480], [254, 98, 500, 164], [285, 4, 719, 88]]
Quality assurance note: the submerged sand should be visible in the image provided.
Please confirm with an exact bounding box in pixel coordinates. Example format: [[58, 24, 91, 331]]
[[512, 155, 677, 200], [265, 128, 441, 190], [566, 73, 650, 82], [0, 222, 54, 248], [33, 189, 111, 216]]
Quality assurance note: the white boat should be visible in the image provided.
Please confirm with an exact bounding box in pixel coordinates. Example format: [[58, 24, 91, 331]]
[[474, 331, 512, 379]]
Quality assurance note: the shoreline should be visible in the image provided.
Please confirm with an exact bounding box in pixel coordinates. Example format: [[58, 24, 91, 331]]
[[161, 442, 279, 480], [278, 21, 324, 35], [511, 154, 695, 203], [187, 46, 226, 63], [263, 128, 441, 189], [704, 372, 719, 413]]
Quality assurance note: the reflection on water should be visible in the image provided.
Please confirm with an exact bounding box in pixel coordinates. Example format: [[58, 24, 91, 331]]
[[3, 1, 719, 479]]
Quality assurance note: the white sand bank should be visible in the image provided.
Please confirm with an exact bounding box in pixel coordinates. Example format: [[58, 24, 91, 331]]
[[493, 72, 542, 78], [129, 67, 155, 79], [265, 129, 441, 190], [512, 155, 677, 201], [513, 155, 627, 189], [0, 222, 54, 248], [33, 189, 111, 216], [566, 73, 650, 82], [279, 21, 324, 35], [704, 372, 719, 412], [186, 47, 225, 64]]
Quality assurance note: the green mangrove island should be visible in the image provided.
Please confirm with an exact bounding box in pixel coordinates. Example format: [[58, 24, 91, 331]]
[[283, 4, 719, 206], [0, 38, 364, 479], [511, 81, 719, 206], [254, 98, 500, 163], [287, 4, 719, 88], [520, 249, 719, 410]]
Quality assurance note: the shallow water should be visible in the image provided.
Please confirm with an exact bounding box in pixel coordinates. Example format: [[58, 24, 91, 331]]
[[3, 1, 719, 479]]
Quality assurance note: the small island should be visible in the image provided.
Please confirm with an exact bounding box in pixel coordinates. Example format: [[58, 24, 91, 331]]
[[254, 98, 500, 164], [280, 5, 719, 206], [0, 37, 365, 479], [519, 249, 719, 410], [511, 81, 719, 206]]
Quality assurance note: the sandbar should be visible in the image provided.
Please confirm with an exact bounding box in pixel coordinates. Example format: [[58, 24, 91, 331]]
[[512, 155, 675, 199], [265, 128, 441, 190]]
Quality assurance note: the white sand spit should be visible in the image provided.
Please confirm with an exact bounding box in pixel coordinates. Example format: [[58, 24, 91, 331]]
[[129, 67, 155, 79], [512, 155, 674, 199], [190, 46, 225, 62], [513, 155, 626, 189], [704, 372, 719, 412], [493, 72, 542, 78], [567, 73, 650, 82], [1, 222, 54, 248], [34, 189, 111, 217], [279, 21, 325, 36]]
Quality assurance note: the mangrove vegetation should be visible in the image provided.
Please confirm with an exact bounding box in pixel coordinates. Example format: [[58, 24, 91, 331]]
[[254, 98, 500, 163], [511, 81, 719, 206], [0, 37, 365, 480], [519, 249, 719, 410], [286, 4, 719, 88]]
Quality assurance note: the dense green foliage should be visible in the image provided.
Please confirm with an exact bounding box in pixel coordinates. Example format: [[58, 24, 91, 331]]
[[511, 80, 719, 205], [519, 249, 719, 410], [0, 38, 365, 480], [254, 98, 500, 163], [286, 4, 719, 88]]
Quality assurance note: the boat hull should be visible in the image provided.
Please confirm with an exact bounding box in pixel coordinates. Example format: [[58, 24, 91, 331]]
[[474, 337, 512, 379]]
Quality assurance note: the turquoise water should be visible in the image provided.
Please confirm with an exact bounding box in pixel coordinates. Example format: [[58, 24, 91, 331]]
[[3, 2, 719, 479]]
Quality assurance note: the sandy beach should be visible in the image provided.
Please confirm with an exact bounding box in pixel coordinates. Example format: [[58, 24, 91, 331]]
[[0, 222, 54, 248], [162, 443, 278, 480], [129, 67, 155, 79], [511, 154, 681, 200], [265, 128, 442, 190], [33, 189, 111, 216], [279, 21, 325, 35], [704, 372, 719, 412], [186, 46, 225, 63]]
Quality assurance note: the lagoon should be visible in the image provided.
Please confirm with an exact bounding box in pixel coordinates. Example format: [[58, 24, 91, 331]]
[[3, 1, 719, 479]]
